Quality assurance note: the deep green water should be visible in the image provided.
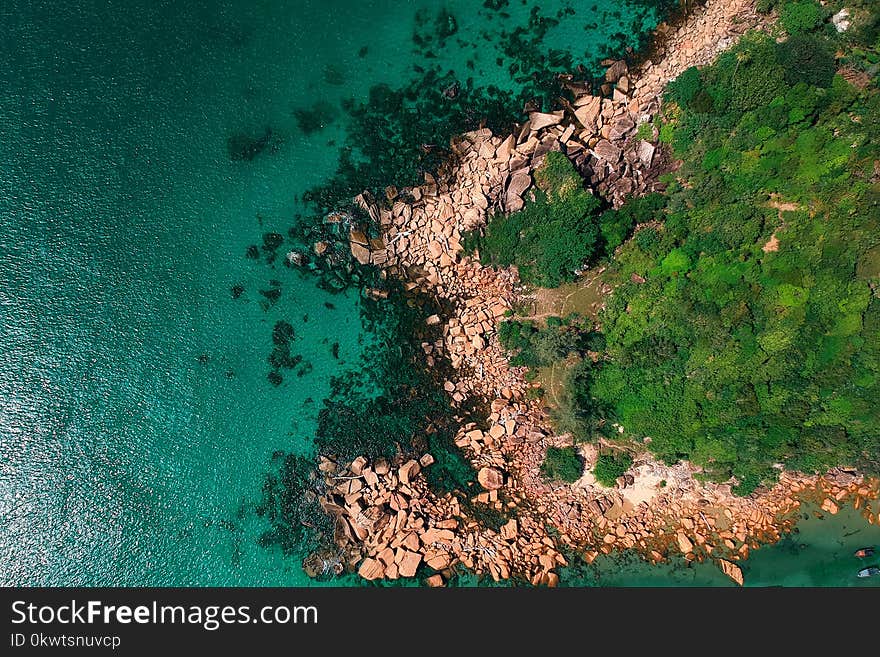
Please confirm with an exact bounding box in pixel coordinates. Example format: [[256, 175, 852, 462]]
[[1, 0, 876, 587]]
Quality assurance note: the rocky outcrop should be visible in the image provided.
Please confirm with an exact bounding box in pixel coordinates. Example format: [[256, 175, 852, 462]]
[[317, 452, 568, 586], [305, 0, 880, 586]]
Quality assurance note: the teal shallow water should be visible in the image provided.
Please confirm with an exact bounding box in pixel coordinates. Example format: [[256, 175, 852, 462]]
[[2, 0, 874, 587]]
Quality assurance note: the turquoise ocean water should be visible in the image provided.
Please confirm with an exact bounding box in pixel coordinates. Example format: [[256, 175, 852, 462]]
[[1, 0, 877, 586]]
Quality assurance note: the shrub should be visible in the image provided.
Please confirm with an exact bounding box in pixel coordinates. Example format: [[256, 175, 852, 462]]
[[666, 66, 703, 108], [593, 451, 634, 487], [599, 193, 666, 255], [463, 152, 603, 287], [777, 34, 837, 88], [541, 446, 583, 483], [634, 226, 661, 253], [728, 55, 786, 112], [636, 121, 654, 141], [779, 1, 824, 35], [550, 358, 608, 442]]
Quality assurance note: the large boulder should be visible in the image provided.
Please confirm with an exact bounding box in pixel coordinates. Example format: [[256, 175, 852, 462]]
[[478, 467, 504, 491], [719, 559, 744, 586], [594, 139, 622, 163], [676, 531, 694, 554], [605, 60, 628, 84], [529, 111, 563, 131], [358, 558, 385, 581]]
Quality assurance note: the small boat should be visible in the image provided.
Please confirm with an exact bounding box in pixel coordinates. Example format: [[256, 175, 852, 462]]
[[857, 566, 880, 578], [854, 547, 875, 558]]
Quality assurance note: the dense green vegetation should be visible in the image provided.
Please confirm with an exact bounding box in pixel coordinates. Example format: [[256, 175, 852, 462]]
[[464, 152, 669, 286], [497, 314, 602, 368], [541, 446, 583, 483], [592, 451, 634, 488], [540, 5, 880, 494], [463, 152, 603, 287]]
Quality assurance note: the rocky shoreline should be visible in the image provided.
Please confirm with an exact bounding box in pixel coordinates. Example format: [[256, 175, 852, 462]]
[[303, 0, 880, 586]]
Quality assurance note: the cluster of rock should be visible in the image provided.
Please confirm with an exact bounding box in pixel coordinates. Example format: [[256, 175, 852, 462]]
[[302, 0, 880, 587], [317, 451, 568, 587]]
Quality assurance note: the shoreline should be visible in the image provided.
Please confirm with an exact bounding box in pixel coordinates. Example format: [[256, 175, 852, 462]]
[[309, 0, 880, 586]]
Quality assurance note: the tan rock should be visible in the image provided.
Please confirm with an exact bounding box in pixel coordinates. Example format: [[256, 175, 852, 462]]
[[500, 519, 518, 541], [637, 140, 655, 167], [397, 550, 423, 578], [350, 241, 371, 265], [398, 459, 421, 484], [605, 59, 628, 83], [363, 468, 379, 487], [593, 139, 621, 162], [608, 115, 635, 140], [506, 171, 531, 203], [403, 532, 421, 552], [349, 229, 369, 245], [377, 547, 395, 568], [350, 456, 367, 475], [821, 498, 840, 514], [676, 532, 694, 554], [478, 467, 504, 491], [488, 423, 506, 440], [318, 456, 337, 473], [358, 558, 385, 581], [719, 559, 744, 586], [529, 111, 563, 131], [427, 241, 444, 259], [421, 528, 455, 545], [426, 574, 445, 587]]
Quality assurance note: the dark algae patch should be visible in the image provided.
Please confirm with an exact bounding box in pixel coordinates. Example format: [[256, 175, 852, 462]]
[[293, 100, 339, 134], [256, 452, 333, 558], [266, 319, 310, 386], [313, 287, 466, 462], [227, 127, 276, 161]]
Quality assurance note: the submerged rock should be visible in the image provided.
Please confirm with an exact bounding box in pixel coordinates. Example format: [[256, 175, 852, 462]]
[[227, 127, 274, 161]]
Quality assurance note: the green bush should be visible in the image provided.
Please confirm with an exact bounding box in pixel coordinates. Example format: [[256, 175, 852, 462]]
[[593, 451, 633, 487], [666, 66, 703, 108], [598, 193, 666, 254], [780, 1, 824, 35], [777, 34, 837, 88], [634, 226, 661, 253], [541, 446, 583, 483], [636, 121, 654, 141], [498, 318, 590, 368], [463, 151, 602, 287]]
